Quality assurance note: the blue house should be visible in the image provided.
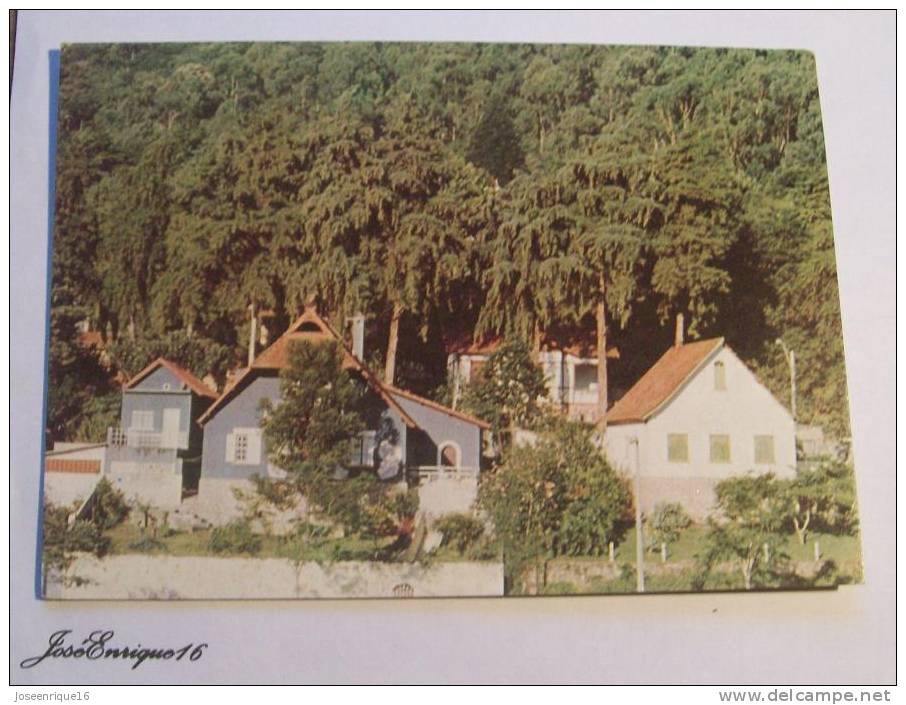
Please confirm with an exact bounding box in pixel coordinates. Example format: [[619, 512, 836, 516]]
[[193, 308, 490, 523], [105, 358, 217, 508]]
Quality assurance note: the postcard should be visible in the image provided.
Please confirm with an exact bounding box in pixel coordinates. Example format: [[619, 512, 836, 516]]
[[38, 40, 862, 600]]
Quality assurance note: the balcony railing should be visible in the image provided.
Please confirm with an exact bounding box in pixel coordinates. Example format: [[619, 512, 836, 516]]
[[412, 465, 479, 482], [107, 426, 188, 450]]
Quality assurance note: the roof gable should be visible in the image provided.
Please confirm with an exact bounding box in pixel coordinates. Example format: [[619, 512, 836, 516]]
[[198, 307, 422, 429], [387, 386, 491, 430], [124, 357, 217, 399], [607, 338, 724, 425]]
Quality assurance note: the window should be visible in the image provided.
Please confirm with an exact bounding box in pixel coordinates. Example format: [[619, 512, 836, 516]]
[[234, 433, 248, 462], [667, 434, 689, 462], [348, 431, 377, 467], [754, 435, 775, 464], [226, 428, 262, 465], [714, 361, 727, 391], [130, 410, 154, 431], [710, 434, 731, 463]]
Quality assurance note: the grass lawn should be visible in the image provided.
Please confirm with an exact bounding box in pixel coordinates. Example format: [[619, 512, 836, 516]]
[[104, 522, 398, 562], [610, 525, 861, 570], [541, 525, 862, 594]]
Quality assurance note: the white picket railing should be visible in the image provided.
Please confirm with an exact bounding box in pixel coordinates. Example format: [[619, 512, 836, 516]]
[[414, 466, 479, 482], [107, 427, 188, 450]]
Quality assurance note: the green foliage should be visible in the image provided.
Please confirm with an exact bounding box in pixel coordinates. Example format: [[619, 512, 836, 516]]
[[261, 339, 366, 478], [696, 474, 790, 590], [46, 305, 118, 444], [248, 474, 298, 512], [781, 458, 858, 543], [127, 536, 167, 553], [42, 503, 112, 572], [479, 420, 632, 582], [85, 477, 130, 530], [459, 336, 549, 443], [388, 489, 420, 521], [208, 520, 263, 556], [42, 478, 129, 578], [107, 330, 233, 385], [467, 91, 524, 185], [258, 340, 410, 537], [647, 501, 692, 551], [50, 43, 851, 445], [434, 513, 485, 555]]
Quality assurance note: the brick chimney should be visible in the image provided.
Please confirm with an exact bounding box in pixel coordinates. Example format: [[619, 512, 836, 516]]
[[674, 312, 684, 347]]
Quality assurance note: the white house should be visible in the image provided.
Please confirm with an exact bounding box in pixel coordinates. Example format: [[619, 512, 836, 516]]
[[447, 334, 619, 422], [605, 337, 796, 519]]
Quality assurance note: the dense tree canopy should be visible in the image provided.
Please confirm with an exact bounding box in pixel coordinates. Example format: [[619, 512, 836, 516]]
[[49, 42, 850, 442]]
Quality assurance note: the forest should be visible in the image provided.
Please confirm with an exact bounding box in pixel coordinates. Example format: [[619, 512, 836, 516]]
[[47, 42, 850, 444]]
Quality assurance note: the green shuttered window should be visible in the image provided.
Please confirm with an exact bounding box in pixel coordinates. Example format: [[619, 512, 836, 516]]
[[667, 433, 689, 462]]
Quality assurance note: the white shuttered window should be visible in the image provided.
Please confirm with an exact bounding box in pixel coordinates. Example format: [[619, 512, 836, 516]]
[[227, 428, 262, 465]]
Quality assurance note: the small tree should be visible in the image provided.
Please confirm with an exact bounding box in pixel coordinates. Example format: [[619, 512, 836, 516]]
[[782, 457, 858, 544], [697, 474, 789, 590], [479, 420, 632, 589], [647, 501, 692, 562], [86, 477, 130, 530], [435, 513, 486, 556], [459, 336, 548, 449], [260, 340, 373, 533]]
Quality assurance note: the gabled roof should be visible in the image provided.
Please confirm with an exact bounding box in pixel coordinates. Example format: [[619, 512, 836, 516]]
[[198, 307, 420, 428], [386, 386, 492, 430], [606, 338, 724, 425], [124, 357, 217, 399]]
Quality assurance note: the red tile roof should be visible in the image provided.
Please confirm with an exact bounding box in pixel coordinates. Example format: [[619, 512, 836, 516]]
[[607, 338, 724, 425], [125, 358, 217, 399], [198, 308, 428, 430], [45, 459, 101, 474]]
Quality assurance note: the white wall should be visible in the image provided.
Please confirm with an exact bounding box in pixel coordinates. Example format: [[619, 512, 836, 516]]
[[43, 473, 99, 508], [107, 461, 183, 509], [606, 346, 796, 519], [417, 475, 479, 519], [45, 554, 505, 599], [188, 477, 308, 531]]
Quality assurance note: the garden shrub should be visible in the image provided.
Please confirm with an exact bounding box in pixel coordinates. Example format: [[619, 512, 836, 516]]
[[42, 503, 111, 572], [87, 477, 130, 530], [435, 513, 485, 555], [208, 521, 262, 556], [127, 536, 167, 553], [388, 489, 419, 521], [647, 501, 692, 555]]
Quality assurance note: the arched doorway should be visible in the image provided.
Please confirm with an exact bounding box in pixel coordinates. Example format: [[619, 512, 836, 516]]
[[438, 441, 461, 470]]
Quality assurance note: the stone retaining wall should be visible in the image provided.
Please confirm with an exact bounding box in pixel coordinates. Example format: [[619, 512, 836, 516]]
[[44, 554, 504, 599]]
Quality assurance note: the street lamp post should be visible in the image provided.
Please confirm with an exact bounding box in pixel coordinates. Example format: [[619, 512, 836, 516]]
[[630, 436, 645, 593], [775, 338, 797, 422]]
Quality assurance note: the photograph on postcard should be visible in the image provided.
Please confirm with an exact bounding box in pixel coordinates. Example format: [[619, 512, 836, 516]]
[[40, 42, 861, 599]]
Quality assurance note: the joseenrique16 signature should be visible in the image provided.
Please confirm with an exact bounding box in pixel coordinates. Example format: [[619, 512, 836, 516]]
[[20, 630, 208, 671]]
